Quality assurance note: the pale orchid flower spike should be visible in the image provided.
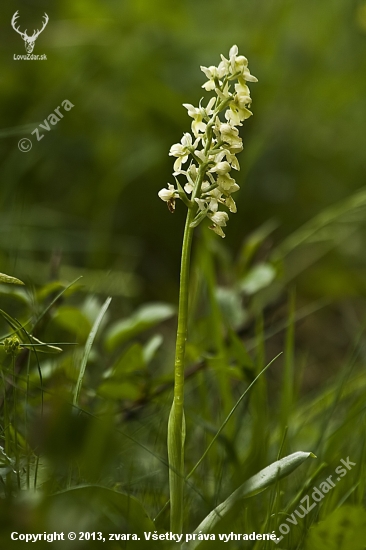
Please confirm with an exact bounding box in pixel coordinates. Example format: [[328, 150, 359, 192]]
[[159, 45, 257, 238]]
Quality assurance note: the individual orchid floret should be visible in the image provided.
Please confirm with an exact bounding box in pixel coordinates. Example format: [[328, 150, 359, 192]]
[[234, 80, 252, 108], [225, 103, 253, 126], [200, 64, 226, 91], [183, 98, 216, 137], [217, 173, 238, 192], [206, 188, 224, 213], [169, 133, 199, 172], [208, 211, 229, 238], [215, 149, 240, 170], [183, 104, 206, 135], [158, 183, 179, 213], [215, 121, 243, 153], [209, 211, 229, 225], [221, 45, 258, 83], [209, 161, 231, 176]]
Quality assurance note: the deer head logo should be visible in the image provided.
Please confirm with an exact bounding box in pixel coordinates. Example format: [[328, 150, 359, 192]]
[[11, 11, 49, 54]]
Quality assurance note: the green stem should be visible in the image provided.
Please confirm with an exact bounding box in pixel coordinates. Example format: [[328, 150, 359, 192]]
[[168, 102, 218, 533], [168, 206, 195, 534]]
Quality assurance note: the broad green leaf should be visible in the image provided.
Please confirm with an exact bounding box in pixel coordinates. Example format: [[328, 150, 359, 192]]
[[37, 280, 68, 301], [0, 284, 29, 305], [215, 287, 247, 329], [33, 276, 84, 330], [0, 272, 24, 285], [105, 303, 175, 351], [99, 341, 150, 402], [98, 380, 141, 401], [185, 451, 315, 548], [53, 306, 92, 340], [240, 263, 276, 295], [305, 506, 366, 550], [104, 343, 145, 379], [143, 334, 163, 364]]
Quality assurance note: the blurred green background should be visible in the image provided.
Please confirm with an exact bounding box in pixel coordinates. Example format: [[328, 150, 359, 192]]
[[2, 0, 366, 304], [1, 1, 366, 546]]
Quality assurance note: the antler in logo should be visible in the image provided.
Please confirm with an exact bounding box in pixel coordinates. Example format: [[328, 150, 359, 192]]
[[11, 11, 49, 54]]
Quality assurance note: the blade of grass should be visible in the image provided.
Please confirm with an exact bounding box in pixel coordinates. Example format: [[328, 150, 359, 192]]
[[202, 229, 233, 421], [247, 313, 269, 471], [154, 353, 282, 523], [72, 297, 112, 407], [186, 352, 282, 480], [279, 290, 295, 445], [184, 452, 316, 548]]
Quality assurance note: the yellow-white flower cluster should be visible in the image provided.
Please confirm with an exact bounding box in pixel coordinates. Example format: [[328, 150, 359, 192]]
[[158, 45, 257, 237]]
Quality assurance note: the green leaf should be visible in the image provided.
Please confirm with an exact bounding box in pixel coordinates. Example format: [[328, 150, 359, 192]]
[[240, 263, 276, 295], [53, 306, 92, 340], [37, 280, 68, 301], [105, 303, 175, 351], [143, 334, 163, 364], [73, 297, 112, 406], [305, 506, 366, 550], [0, 284, 29, 305], [98, 380, 141, 400], [185, 451, 315, 548], [215, 287, 247, 329], [99, 342, 148, 400], [0, 272, 24, 285], [102, 342, 145, 381], [109, 343, 145, 377]]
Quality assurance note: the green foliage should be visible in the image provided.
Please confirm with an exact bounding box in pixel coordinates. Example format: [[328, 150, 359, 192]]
[[190, 452, 315, 544], [305, 506, 366, 550], [0, 219, 365, 547], [1, 1, 366, 546], [105, 303, 175, 351], [0, 272, 24, 285]]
